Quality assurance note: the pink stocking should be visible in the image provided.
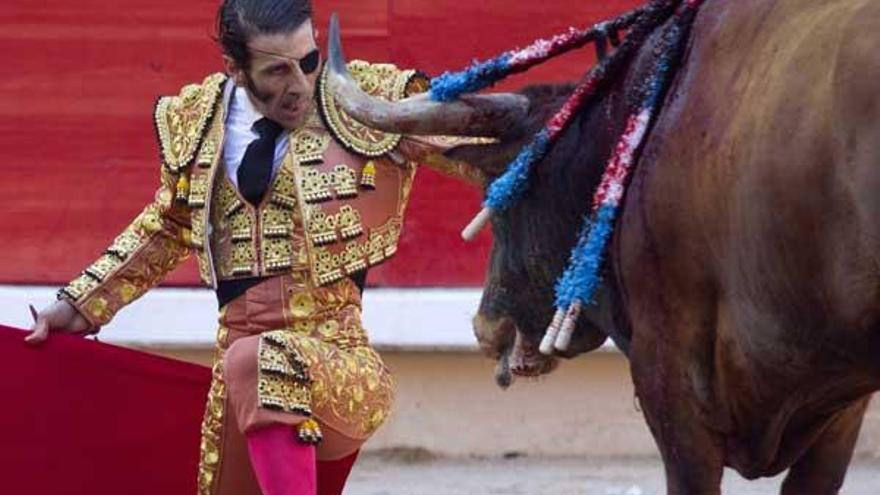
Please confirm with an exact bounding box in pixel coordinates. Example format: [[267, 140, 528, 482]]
[[246, 424, 317, 495]]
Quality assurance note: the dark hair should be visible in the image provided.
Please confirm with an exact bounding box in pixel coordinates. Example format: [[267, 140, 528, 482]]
[[216, 0, 313, 69]]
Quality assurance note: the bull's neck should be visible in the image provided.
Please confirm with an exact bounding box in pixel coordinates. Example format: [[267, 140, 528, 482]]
[[590, 13, 690, 356]]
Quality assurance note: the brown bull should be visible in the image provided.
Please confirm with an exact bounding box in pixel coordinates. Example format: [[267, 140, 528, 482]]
[[328, 0, 880, 492]]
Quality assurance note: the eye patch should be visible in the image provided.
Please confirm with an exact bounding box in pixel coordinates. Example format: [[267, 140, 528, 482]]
[[298, 49, 321, 75]]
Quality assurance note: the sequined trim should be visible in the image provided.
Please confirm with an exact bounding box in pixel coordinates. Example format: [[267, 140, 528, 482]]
[[312, 217, 402, 286], [154, 73, 227, 173], [307, 205, 363, 246], [84, 254, 121, 282], [317, 60, 415, 158], [106, 230, 142, 261], [297, 418, 323, 445], [299, 165, 359, 204], [197, 326, 229, 495], [58, 273, 99, 301], [257, 332, 314, 418], [187, 174, 210, 208], [291, 127, 331, 165]]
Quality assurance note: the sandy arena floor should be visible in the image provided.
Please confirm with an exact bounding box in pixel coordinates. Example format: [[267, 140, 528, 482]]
[[346, 452, 880, 495]]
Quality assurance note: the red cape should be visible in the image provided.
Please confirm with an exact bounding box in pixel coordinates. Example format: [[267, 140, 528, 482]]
[[0, 325, 210, 494]]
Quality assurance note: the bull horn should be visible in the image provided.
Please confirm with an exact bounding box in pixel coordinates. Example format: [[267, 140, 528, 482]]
[[326, 13, 530, 137]]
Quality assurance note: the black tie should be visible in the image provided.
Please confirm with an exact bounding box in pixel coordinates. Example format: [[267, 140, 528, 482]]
[[238, 117, 284, 206]]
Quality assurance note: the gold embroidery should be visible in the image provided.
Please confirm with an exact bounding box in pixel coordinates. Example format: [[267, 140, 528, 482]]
[[271, 192, 297, 210], [230, 241, 256, 276], [253, 283, 396, 439], [229, 207, 252, 238], [301, 174, 324, 207], [342, 242, 368, 275], [308, 210, 335, 246], [197, 326, 228, 495], [311, 218, 402, 286], [190, 214, 205, 249], [264, 238, 294, 271], [154, 73, 226, 173], [84, 297, 109, 320], [337, 205, 364, 240], [314, 249, 344, 286], [367, 231, 386, 265], [360, 161, 376, 190], [209, 155, 310, 282], [137, 210, 164, 235], [300, 165, 360, 204], [332, 164, 358, 198], [297, 418, 323, 445], [175, 175, 190, 203], [118, 283, 138, 303], [84, 254, 121, 282], [59, 273, 99, 300], [106, 230, 142, 260], [270, 157, 298, 209], [187, 99, 225, 280], [291, 127, 330, 165], [188, 173, 209, 207], [258, 332, 313, 416], [264, 224, 290, 238], [308, 205, 365, 247], [317, 61, 414, 157], [289, 292, 316, 319], [263, 206, 294, 237], [196, 135, 219, 168], [301, 169, 334, 203], [213, 179, 241, 218]]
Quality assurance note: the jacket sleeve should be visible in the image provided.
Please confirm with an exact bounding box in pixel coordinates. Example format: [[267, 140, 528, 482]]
[[58, 166, 194, 329], [395, 72, 496, 186]]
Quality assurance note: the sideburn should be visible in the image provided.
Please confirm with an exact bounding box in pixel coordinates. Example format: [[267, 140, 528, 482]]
[[244, 72, 275, 104]]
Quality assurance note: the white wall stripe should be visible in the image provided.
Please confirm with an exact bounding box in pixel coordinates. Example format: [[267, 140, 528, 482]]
[[1, 285, 617, 352], [0, 285, 484, 350]]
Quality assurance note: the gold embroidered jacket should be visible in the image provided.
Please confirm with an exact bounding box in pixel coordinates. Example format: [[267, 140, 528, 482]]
[[59, 61, 484, 328]]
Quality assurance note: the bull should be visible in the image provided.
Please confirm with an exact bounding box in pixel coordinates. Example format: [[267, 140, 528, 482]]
[[327, 0, 880, 493]]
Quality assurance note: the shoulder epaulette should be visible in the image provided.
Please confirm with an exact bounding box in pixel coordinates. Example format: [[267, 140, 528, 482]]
[[317, 60, 419, 158], [154, 72, 227, 173]]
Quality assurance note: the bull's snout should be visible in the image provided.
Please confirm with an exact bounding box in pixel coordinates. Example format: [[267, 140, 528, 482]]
[[508, 330, 558, 377], [473, 312, 558, 381], [473, 312, 514, 359]]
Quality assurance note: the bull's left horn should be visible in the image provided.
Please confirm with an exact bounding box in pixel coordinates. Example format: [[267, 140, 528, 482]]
[[326, 13, 530, 138]]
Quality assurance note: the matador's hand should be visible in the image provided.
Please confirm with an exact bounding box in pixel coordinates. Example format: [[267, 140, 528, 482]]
[[26, 300, 96, 345]]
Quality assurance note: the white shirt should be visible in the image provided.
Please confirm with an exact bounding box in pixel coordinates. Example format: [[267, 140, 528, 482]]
[[221, 80, 291, 189]]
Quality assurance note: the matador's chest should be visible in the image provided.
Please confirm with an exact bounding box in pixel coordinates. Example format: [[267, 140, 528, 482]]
[[186, 118, 416, 289]]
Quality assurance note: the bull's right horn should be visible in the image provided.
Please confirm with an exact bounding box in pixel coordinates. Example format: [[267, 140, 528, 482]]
[[326, 13, 530, 138]]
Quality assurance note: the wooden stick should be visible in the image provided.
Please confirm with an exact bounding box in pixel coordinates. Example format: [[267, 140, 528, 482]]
[[554, 301, 583, 351], [540, 308, 566, 355], [461, 207, 494, 241]]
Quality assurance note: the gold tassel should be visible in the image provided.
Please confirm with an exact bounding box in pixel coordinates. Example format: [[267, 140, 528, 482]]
[[297, 418, 323, 445], [175, 174, 190, 203], [359, 161, 376, 190]]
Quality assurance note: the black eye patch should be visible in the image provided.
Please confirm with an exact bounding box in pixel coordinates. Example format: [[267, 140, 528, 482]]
[[299, 49, 321, 74]]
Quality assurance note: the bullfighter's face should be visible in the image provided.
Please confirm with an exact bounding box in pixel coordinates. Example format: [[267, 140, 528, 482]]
[[226, 20, 321, 131]]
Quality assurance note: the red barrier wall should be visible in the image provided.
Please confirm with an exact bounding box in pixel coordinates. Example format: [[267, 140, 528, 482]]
[[1, 0, 639, 287]]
